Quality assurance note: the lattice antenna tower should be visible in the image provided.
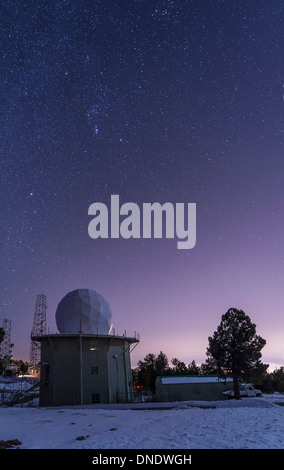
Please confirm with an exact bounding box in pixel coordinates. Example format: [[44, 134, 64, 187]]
[[29, 294, 47, 366], [0, 318, 12, 368]]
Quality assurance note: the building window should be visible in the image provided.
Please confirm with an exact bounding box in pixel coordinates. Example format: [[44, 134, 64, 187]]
[[91, 393, 100, 404], [91, 366, 99, 375]]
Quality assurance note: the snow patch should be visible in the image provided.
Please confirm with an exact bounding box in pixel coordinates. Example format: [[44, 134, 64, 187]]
[[0, 396, 283, 449]]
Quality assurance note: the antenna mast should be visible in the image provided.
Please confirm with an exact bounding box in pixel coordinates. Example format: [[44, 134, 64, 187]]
[[29, 294, 47, 370], [0, 318, 12, 369]]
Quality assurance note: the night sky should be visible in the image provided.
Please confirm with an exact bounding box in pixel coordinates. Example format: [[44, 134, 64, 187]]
[[1, 0, 283, 369]]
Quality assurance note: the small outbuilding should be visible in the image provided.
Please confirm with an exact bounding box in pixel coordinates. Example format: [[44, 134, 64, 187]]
[[3, 365, 19, 377], [155, 375, 234, 402]]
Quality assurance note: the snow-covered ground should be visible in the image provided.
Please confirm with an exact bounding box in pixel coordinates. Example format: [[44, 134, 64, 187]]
[[1, 395, 284, 449]]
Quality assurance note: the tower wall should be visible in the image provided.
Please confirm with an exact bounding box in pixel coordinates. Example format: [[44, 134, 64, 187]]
[[36, 334, 138, 406]]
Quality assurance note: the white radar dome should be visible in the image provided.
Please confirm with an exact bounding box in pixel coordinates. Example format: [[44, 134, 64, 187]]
[[55, 288, 113, 335]]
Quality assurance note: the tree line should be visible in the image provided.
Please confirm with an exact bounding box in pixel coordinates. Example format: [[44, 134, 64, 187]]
[[0, 327, 29, 375], [134, 308, 284, 398], [134, 351, 284, 395]]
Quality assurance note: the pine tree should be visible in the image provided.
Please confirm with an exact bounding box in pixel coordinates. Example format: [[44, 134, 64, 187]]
[[137, 351, 169, 392], [206, 308, 266, 399], [171, 358, 189, 375]]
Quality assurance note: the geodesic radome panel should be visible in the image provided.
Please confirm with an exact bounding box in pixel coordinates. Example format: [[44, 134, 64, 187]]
[[55, 289, 113, 335]]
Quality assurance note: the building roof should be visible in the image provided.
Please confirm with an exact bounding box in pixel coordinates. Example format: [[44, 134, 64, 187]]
[[157, 375, 233, 385], [32, 333, 140, 343]]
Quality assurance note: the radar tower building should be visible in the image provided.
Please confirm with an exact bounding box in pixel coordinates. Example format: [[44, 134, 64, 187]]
[[34, 288, 140, 407]]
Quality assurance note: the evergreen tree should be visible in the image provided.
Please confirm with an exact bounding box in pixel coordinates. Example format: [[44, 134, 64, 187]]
[[171, 358, 189, 375], [200, 358, 219, 375], [272, 367, 284, 393], [206, 308, 266, 399], [187, 360, 200, 375], [137, 351, 169, 392]]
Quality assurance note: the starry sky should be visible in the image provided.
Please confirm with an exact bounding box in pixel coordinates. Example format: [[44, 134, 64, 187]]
[[1, 0, 283, 369]]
